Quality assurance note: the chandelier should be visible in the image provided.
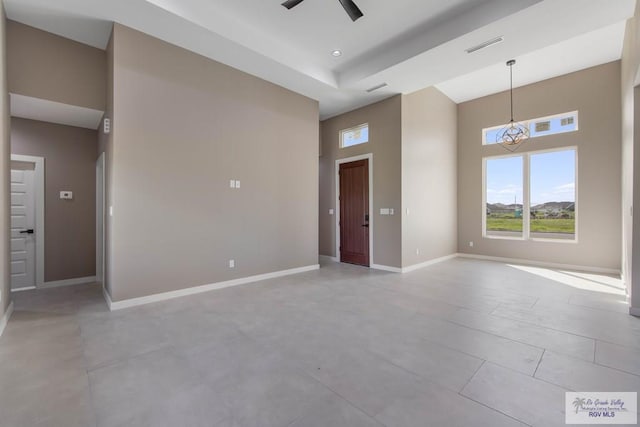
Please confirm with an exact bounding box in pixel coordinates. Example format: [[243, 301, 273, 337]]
[[497, 59, 529, 151]]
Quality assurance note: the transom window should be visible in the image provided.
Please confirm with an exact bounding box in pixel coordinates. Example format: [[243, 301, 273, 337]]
[[483, 111, 578, 145], [484, 148, 577, 241], [340, 123, 369, 148]]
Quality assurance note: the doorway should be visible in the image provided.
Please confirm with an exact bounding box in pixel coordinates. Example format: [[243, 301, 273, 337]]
[[336, 155, 372, 267], [10, 154, 45, 290]]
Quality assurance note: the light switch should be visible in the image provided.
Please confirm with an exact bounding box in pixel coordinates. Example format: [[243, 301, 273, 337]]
[[329, 209, 334, 215], [380, 208, 390, 215], [230, 180, 236, 188], [60, 191, 73, 200], [235, 180, 241, 189], [390, 208, 395, 215]]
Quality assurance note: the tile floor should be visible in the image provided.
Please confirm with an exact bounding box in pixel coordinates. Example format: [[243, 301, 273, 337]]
[[0, 258, 639, 426]]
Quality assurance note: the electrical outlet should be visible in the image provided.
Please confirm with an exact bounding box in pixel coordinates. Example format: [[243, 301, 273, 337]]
[[329, 209, 334, 215], [229, 259, 235, 268], [469, 241, 474, 247]]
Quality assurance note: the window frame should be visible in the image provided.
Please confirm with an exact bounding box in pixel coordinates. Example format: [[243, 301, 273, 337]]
[[482, 111, 579, 145], [340, 123, 369, 149], [482, 146, 578, 243]]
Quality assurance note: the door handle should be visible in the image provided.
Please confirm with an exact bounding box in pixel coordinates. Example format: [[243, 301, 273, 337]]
[[361, 224, 369, 228], [19, 229, 34, 234]]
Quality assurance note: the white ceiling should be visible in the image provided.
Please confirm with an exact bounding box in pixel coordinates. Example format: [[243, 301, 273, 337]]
[[4, 0, 637, 119]]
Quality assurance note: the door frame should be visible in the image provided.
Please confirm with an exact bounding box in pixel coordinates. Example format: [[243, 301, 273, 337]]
[[335, 153, 373, 267], [10, 154, 45, 288], [96, 152, 105, 288]]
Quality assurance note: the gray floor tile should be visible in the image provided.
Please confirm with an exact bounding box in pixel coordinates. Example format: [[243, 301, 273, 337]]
[[445, 307, 596, 361], [376, 379, 527, 427], [0, 258, 635, 427], [461, 362, 568, 427], [535, 351, 640, 409], [596, 340, 640, 376], [408, 314, 544, 375]]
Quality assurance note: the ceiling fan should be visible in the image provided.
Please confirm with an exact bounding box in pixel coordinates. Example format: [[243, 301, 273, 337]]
[[281, 0, 364, 22]]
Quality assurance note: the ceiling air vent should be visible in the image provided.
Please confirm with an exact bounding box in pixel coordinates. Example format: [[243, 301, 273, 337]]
[[465, 36, 504, 54], [366, 83, 388, 93]]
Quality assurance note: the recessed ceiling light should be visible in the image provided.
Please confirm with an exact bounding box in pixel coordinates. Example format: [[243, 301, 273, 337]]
[[332, 50, 342, 57]]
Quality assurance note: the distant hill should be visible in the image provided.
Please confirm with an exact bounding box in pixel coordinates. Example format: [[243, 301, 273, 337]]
[[487, 201, 574, 212], [531, 201, 575, 211], [487, 203, 522, 211]]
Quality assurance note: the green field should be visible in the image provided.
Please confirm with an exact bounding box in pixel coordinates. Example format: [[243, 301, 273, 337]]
[[486, 215, 574, 234]]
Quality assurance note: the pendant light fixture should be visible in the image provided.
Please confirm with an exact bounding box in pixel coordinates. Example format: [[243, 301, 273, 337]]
[[497, 59, 529, 151]]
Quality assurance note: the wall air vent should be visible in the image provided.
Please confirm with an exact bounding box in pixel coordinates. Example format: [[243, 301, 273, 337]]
[[366, 83, 388, 93], [535, 121, 551, 132], [465, 36, 504, 54], [561, 116, 574, 126]]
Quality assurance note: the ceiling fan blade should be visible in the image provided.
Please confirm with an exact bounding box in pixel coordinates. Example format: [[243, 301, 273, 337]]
[[337, 0, 363, 21], [281, 0, 305, 9]]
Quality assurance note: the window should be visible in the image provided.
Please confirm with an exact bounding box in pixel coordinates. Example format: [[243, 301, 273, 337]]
[[483, 111, 578, 145], [485, 156, 523, 238], [340, 123, 369, 148], [484, 148, 576, 241]]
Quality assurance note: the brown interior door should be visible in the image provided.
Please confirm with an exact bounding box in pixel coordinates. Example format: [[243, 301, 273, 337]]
[[339, 159, 370, 267]]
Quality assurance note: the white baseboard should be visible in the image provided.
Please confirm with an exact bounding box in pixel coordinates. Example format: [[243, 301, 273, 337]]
[[42, 276, 97, 289], [401, 254, 458, 273], [319, 255, 338, 262], [103, 286, 113, 311], [457, 253, 620, 275], [11, 286, 36, 293], [630, 307, 640, 317], [0, 302, 14, 338], [107, 264, 320, 311], [371, 264, 402, 273]]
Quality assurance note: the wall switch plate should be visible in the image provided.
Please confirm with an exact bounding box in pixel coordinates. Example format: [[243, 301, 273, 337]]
[[109, 206, 113, 217], [235, 180, 241, 189], [416, 248, 420, 255], [390, 208, 395, 215], [380, 208, 390, 215], [329, 209, 334, 215], [60, 191, 73, 200], [469, 241, 474, 247], [406, 208, 410, 215], [229, 259, 235, 268], [230, 180, 236, 188]]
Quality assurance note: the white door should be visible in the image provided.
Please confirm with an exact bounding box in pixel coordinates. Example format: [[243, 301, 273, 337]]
[[10, 164, 36, 290]]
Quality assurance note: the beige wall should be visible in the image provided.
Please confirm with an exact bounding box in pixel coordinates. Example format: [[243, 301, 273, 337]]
[[319, 96, 402, 268], [7, 20, 106, 111], [11, 118, 97, 282], [401, 87, 457, 268], [0, 3, 10, 317], [458, 62, 622, 271], [108, 24, 319, 301]]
